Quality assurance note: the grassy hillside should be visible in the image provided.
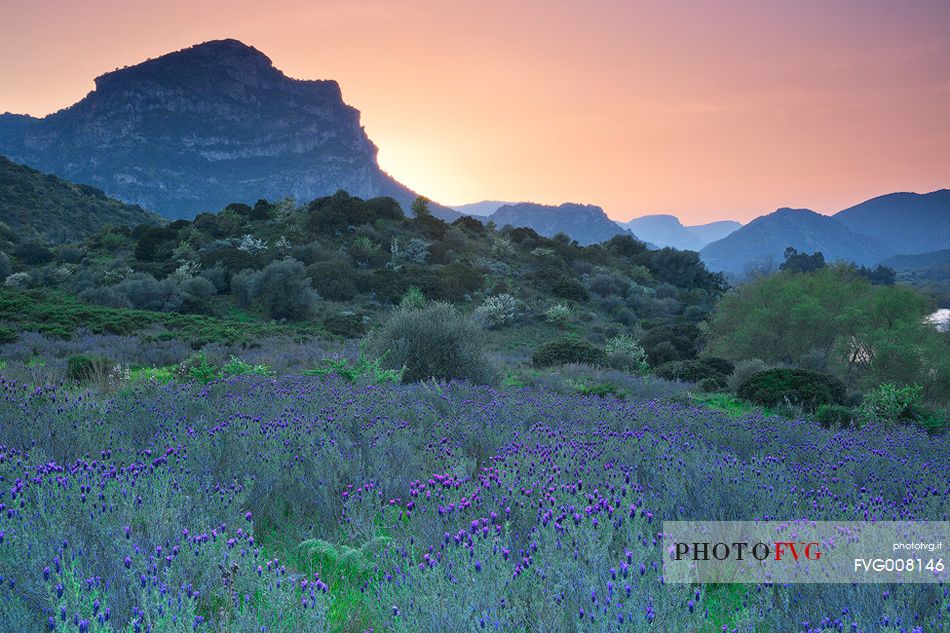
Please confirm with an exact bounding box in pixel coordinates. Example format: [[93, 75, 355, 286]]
[[0, 155, 159, 244]]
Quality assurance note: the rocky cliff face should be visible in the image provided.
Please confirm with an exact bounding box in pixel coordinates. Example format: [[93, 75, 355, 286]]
[[0, 39, 454, 219]]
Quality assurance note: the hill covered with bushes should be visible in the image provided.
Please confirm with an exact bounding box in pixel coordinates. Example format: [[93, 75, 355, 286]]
[[0, 155, 159, 245], [0, 190, 727, 364]]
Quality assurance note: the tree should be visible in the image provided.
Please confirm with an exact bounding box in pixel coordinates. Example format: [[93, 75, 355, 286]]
[[855, 264, 896, 285], [410, 196, 431, 219], [779, 247, 826, 274], [243, 259, 317, 320], [705, 265, 948, 403]]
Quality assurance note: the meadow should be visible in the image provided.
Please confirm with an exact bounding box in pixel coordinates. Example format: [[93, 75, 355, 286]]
[[0, 373, 946, 632]]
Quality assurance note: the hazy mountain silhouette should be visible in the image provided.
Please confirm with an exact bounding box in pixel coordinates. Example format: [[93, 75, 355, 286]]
[[452, 200, 518, 217], [700, 207, 892, 274], [686, 220, 742, 245], [834, 189, 950, 255], [617, 214, 705, 250], [0, 39, 457, 220]]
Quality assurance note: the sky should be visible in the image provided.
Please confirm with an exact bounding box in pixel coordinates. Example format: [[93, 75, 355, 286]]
[[1, 0, 949, 224]]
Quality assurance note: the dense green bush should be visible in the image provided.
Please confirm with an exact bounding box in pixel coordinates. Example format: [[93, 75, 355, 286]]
[[641, 323, 702, 365], [473, 294, 518, 329], [532, 338, 605, 368], [451, 215, 485, 233], [13, 241, 54, 265], [133, 226, 179, 262], [356, 269, 409, 303], [727, 358, 771, 392], [654, 359, 728, 387], [371, 302, 495, 383], [857, 383, 923, 425], [242, 259, 317, 320], [308, 261, 359, 301], [603, 334, 648, 373], [0, 326, 17, 344], [699, 357, 735, 376], [324, 312, 365, 338], [544, 303, 572, 326], [398, 286, 427, 310], [66, 354, 112, 381], [307, 191, 402, 234], [814, 404, 856, 428], [737, 368, 847, 410], [550, 277, 589, 301]]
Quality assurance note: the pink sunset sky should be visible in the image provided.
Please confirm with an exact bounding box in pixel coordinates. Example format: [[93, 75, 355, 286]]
[[2, 0, 949, 223]]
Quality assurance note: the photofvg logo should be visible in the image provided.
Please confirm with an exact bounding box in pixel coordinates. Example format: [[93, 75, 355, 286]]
[[663, 521, 948, 584], [674, 540, 823, 563]]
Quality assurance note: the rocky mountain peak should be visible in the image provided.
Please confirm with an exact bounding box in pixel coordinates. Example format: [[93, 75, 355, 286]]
[[0, 39, 455, 219]]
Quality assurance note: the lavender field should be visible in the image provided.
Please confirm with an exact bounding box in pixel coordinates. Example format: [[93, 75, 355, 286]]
[[0, 375, 946, 632]]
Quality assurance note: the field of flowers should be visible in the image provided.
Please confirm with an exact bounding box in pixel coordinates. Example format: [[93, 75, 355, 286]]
[[0, 375, 946, 632]]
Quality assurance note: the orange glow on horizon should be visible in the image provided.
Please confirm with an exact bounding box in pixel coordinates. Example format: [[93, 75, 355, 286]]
[[1, 0, 949, 224]]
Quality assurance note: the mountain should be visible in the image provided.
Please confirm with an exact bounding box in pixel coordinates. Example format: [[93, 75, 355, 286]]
[[882, 249, 950, 273], [700, 207, 892, 274], [881, 249, 950, 307], [488, 202, 632, 245], [618, 214, 705, 250], [452, 200, 518, 217], [0, 154, 159, 244], [686, 220, 742, 245], [0, 39, 457, 221], [834, 190, 950, 255]]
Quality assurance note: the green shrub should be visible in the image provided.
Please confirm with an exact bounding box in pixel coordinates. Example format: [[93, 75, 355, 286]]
[[737, 368, 847, 411], [857, 383, 923, 425], [544, 304, 571, 326], [532, 338, 605, 368], [699, 357, 735, 376], [473, 294, 518, 329], [371, 302, 495, 383], [550, 277, 589, 301], [324, 312, 366, 338], [603, 334, 648, 373], [917, 409, 948, 435], [66, 354, 112, 381], [220, 355, 274, 378], [814, 404, 856, 428], [304, 351, 404, 384], [654, 359, 727, 386], [308, 261, 359, 301], [576, 382, 626, 399], [727, 358, 771, 392], [178, 352, 220, 384], [357, 269, 409, 303], [697, 377, 725, 393], [0, 326, 17, 344], [398, 286, 426, 310], [250, 259, 317, 320]]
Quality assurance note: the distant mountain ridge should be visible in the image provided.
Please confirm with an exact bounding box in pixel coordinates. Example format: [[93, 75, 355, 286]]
[[834, 189, 950, 255], [452, 200, 517, 217], [699, 207, 892, 274], [617, 214, 705, 251], [489, 202, 632, 245], [0, 155, 159, 244], [0, 39, 457, 221], [686, 220, 742, 245]]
